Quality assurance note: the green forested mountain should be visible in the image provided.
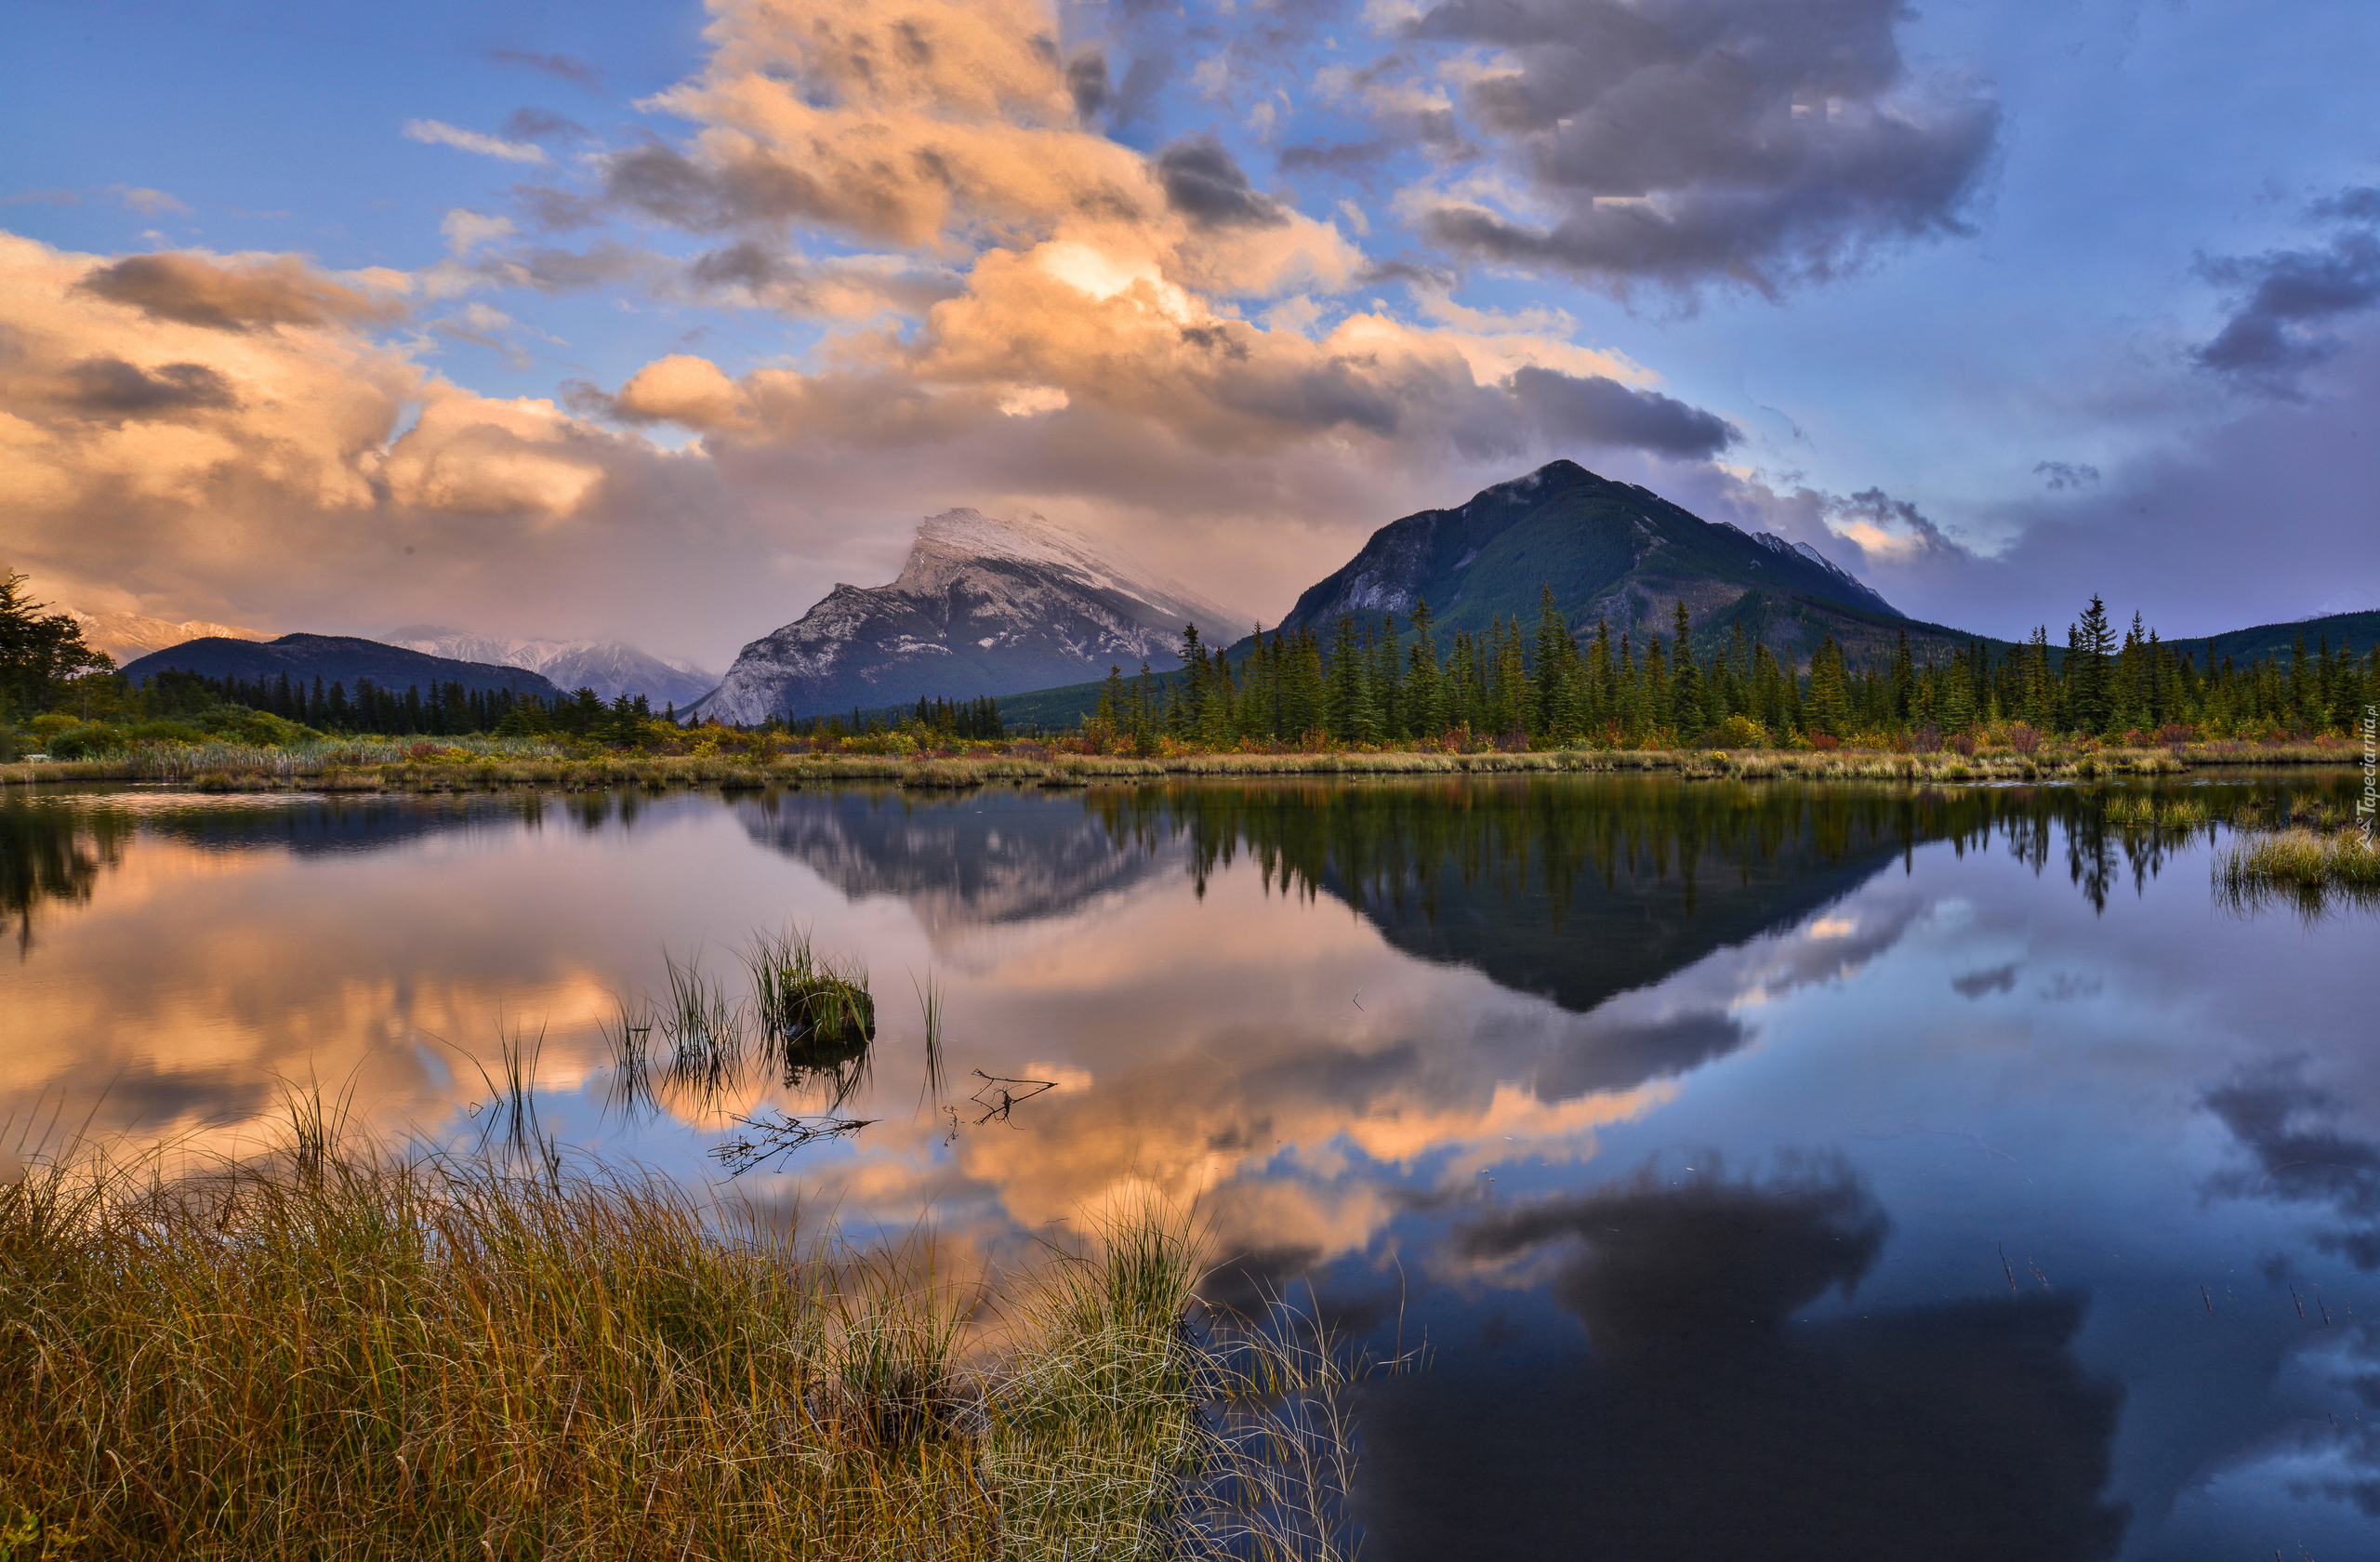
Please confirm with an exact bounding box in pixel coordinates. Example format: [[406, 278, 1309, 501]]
[[1266, 458, 1982, 667]]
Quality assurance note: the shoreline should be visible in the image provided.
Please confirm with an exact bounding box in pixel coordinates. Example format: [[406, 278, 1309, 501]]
[[1, 740, 2363, 794]]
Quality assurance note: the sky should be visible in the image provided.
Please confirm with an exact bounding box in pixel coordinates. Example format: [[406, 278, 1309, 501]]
[[2, 0, 2374, 668]]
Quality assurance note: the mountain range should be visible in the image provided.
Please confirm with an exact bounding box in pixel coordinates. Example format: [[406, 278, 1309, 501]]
[[693, 509, 1241, 723], [383, 628, 717, 709], [121, 634, 565, 700], [69, 609, 271, 665]]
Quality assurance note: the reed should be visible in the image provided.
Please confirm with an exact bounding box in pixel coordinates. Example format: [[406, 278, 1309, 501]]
[[0, 1132, 1371, 1560], [2103, 793, 2210, 829], [657, 949, 747, 1093], [914, 973, 946, 1100], [2214, 826, 2380, 915]]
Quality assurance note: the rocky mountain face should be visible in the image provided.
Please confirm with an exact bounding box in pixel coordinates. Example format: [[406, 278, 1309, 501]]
[[694, 510, 1242, 723], [120, 634, 565, 698], [69, 609, 271, 665], [1276, 459, 1923, 665], [384, 629, 717, 709]]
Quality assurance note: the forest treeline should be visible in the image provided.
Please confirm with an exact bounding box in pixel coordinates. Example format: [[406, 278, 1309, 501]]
[[1091, 592, 2378, 751]]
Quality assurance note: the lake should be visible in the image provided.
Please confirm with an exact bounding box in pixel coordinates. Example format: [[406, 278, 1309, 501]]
[[3, 772, 2373, 1560]]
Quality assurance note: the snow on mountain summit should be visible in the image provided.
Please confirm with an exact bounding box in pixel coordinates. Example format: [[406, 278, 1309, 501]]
[[693, 510, 1248, 723]]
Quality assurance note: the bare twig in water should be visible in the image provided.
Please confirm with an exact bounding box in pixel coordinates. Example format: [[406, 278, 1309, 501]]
[[963, 1070, 1058, 1130], [709, 1111, 873, 1176]]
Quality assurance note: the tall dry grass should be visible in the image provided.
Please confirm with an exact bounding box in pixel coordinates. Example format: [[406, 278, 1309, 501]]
[[0, 1121, 1371, 1560], [2214, 826, 2380, 916]]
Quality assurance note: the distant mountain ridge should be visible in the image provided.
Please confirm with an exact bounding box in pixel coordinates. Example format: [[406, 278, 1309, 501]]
[[121, 634, 565, 700], [694, 510, 1244, 723], [383, 628, 717, 708]]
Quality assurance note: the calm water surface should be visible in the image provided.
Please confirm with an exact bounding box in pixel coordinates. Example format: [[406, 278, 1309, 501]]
[[4, 773, 2374, 1561]]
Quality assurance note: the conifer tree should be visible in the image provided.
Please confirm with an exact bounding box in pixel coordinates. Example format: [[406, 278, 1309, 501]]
[[1667, 601, 1699, 735]]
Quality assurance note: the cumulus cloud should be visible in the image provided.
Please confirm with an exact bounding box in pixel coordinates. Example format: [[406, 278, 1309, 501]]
[[0, 233, 738, 647], [2195, 187, 2380, 397], [1403, 0, 2000, 297], [403, 118, 550, 165]]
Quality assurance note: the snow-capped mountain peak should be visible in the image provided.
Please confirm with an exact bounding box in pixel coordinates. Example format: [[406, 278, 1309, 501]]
[[693, 510, 1249, 723], [384, 628, 718, 708]]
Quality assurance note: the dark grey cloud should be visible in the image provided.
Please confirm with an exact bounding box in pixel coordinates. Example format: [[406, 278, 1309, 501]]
[[1066, 50, 1112, 122], [2194, 187, 2380, 397], [73, 253, 402, 332], [1278, 138, 1394, 178], [1951, 962, 2017, 998], [1156, 135, 1289, 229], [1357, 255, 1457, 289], [509, 183, 605, 233], [1506, 364, 1738, 459], [2034, 460, 2101, 491], [1408, 0, 1999, 297], [64, 357, 238, 418], [602, 142, 740, 231], [487, 49, 599, 89], [501, 107, 587, 143]]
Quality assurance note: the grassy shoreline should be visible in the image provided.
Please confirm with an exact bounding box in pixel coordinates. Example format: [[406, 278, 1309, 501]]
[[0, 1131, 1361, 1560], [2, 737, 2361, 794]]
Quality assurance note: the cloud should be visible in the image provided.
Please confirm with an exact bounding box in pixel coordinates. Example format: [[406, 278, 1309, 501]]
[[3, 188, 82, 207], [2034, 460, 2100, 491], [403, 119, 550, 165], [73, 251, 405, 332], [1404, 0, 2000, 297], [2194, 187, 2380, 397], [1506, 364, 1736, 458], [486, 49, 600, 88], [1065, 49, 1111, 121], [1156, 135, 1289, 230], [0, 232, 735, 646], [62, 357, 240, 419], [109, 185, 191, 216], [500, 107, 588, 143], [1278, 139, 1395, 179], [440, 209, 518, 257]]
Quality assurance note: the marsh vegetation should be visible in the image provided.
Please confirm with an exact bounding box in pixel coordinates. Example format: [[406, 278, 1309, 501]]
[[0, 1110, 1373, 1560]]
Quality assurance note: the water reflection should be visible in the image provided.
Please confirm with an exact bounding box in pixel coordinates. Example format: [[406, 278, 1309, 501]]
[[1362, 1163, 2130, 1562], [2, 772, 2373, 1558]]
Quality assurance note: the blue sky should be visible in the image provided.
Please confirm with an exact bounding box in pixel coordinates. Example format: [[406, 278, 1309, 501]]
[[3, 0, 2374, 664]]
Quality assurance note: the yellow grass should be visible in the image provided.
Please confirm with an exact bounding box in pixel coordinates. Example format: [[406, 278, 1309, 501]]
[[0, 1124, 1369, 1560]]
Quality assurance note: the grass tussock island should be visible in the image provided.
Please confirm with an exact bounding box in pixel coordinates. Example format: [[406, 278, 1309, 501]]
[[4, 728, 2365, 796], [2214, 822, 2380, 914], [0, 1124, 1369, 1561]]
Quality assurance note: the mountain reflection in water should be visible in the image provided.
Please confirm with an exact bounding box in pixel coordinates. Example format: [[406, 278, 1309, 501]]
[[2, 773, 2373, 1559]]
